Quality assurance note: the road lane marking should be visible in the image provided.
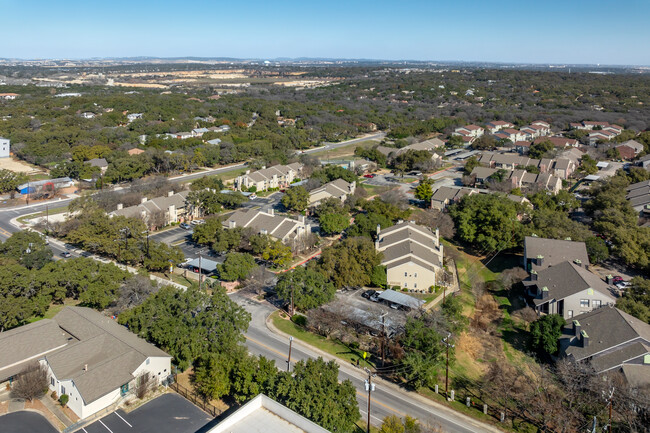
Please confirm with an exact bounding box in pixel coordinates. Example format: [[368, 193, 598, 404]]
[[114, 412, 132, 427], [245, 335, 287, 358], [99, 419, 114, 433]]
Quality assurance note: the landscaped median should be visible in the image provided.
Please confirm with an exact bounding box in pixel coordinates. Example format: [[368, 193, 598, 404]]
[[268, 310, 375, 369]]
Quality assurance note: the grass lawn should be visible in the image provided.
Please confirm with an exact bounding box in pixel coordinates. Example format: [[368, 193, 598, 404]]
[[18, 206, 70, 224], [361, 183, 391, 196], [154, 272, 193, 287], [310, 139, 377, 158], [27, 173, 51, 181], [27, 299, 82, 323], [270, 311, 375, 369]]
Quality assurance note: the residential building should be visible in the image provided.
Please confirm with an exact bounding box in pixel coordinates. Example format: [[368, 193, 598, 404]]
[[637, 154, 650, 170], [615, 140, 644, 160], [308, 179, 356, 208], [206, 394, 331, 433], [626, 180, 650, 213], [485, 120, 515, 134], [513, 141, 532, 154], [206, 138, 222, 145], [470, 166, 563, 193], [407, 137, 446, 150], [430, 186, 531, 211], [561, 307, 650, 386], [0, 136, 9, 158], [234, 163, 303, 192], [533, 136, 580, 148], [192, 127, 209, 137], [453, 124, 485, 138], [126, 113, 143, 122], [86, 158, 108, 174], [376, 221, 444, 293], [494, 128, 526, 143], [589, 129, 618, 145], [523, 236, 589, 272], [127, 148, 145, 156], [80, 112, 96, 119], [0, 93, 19, 100], [223, 208, 309, 243], [524, 261, 615, 319], [571, 121, 613, 131], [110, 190, 198, 229], [0, 307, 171, 420]]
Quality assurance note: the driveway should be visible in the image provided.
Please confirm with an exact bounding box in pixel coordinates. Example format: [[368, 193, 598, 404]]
[[0, 411, 59, 433], [81, 393, 213, 433]]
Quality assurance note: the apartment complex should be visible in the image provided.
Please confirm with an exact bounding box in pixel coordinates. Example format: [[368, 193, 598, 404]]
[[234, 163, 303, 192]]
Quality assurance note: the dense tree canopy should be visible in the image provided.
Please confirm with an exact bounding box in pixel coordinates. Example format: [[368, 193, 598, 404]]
[[275, 267, 336, 311]]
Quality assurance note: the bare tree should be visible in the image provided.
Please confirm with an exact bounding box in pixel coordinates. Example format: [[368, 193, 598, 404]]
[[11, 362, 49, 402], [135, 371, 152, 399], [380, 189, 409, 210], [410, 209, 455, 239], [109, 275, 158, 315]]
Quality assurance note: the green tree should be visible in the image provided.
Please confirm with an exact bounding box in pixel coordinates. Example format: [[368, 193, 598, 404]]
[[311, 165, 358, 184], [0, 169, 27, 194], [319, 212, 350, 235], [262, 240, 293, 267], [463, 156, 480, 175], [528, 140, 554, 159], [218, 252, 257, 281], [269, 358, 360, 433], [142, 241, 184, 272], [316, 237, 382, 289], [585, 236, 609, 264], [191, 217, 223, 245], [192, 352, 236, 400], [400, 316, 446, 389], [1, 231, 52, 270], [530, 314, 566, 357], [370, 265, 387, 288], [449, 193, 523, 252], [281, 186, 309, 212], [230, 355, 278, 404], [414, 178, 433, 205], [275, 267, 336, 311]]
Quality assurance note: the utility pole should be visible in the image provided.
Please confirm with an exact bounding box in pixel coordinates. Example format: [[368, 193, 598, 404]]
[[286, 336, 293, 372], [45, 204, 49, 232], [380, 313, 387, 367], [198, 252, 203, 290], [290, 286, 295, 317], [364, 368, 376, 433], [442, 333, 454, 399]]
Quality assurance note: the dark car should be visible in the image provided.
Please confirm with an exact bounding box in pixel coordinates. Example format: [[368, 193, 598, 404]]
[[362, 289, 376, 299], [180, 222, 192, 230], [61, 251, 71, 258]]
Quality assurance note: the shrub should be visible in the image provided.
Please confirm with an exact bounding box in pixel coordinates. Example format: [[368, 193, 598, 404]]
[[392, 285, 400, 291], [292, 314, 308, 327], [51, 391, 58, 400], [59, 394, 69, 407]]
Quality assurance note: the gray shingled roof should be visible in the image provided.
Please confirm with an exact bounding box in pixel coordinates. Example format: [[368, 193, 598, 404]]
[[524, 236, 589, 271], [565, 307, 650, 362], [590, 342, 650, 373], [224, 209, 304, 241], [531, 261, 613, 305]]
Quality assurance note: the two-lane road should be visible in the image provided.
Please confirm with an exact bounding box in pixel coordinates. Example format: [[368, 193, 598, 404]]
[[233, 292, 498, 433]]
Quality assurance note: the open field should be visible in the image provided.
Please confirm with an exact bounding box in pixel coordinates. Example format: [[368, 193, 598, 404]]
[[0, 157, 43, 173]]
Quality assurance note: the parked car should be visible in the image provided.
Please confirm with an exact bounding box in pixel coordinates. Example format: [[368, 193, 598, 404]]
[[362, 289, 376, 299], [615, 281, 631, 290], [390, 303, 400, 310], [369, 291, 383, 302], [612, 276, 624, 284], [60, 251, 71, 258], [190, 219, 204, 226], [363, 174, 376, 178], [180, 222, 192, 230]]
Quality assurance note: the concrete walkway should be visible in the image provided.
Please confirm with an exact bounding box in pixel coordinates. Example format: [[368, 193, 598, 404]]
[[38, 396, 73, 427], [7, 399, 24, 412]]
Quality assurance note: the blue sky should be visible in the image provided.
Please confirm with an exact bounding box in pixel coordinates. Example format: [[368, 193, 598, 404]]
[[2, 0, 649, 65]]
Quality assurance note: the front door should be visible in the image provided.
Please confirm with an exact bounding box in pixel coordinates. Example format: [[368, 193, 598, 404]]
[[120, 383, 129, 396]]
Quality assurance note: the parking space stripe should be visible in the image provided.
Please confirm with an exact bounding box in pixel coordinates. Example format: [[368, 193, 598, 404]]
[[99, 419, 114, 433], [82, 428, 89, 433], [114, 412, 132, 428]]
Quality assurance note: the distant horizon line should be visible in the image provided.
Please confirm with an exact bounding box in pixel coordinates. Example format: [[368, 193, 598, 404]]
[[1, 55, 649, 69]]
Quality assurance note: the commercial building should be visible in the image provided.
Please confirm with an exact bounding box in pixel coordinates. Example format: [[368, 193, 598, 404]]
[[376, 221, 444, 293], [0, 136, 9, 158], [0, 307, 171, 420]]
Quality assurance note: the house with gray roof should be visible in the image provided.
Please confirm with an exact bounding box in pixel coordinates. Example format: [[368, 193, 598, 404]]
[[308, 179, 356, 208], [430, 186, 477, 210], [223, 208, 309, 243], [523, 261, 615, 319], [0, 307, 171, 420], [523, 236, 589, 273], [561, 307, 650, 387], [109, 190, 198, 229], [234, 163, 303, 192], [626, 180, 650, 213], [376, 221, 444, 293]]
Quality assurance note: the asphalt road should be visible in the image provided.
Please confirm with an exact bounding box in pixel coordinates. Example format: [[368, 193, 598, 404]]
[[0, 411, 59, 433], [232, 292, 496, 433]]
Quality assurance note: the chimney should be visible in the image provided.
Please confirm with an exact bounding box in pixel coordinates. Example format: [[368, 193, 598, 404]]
[[574, 259, 582, 267], [228, 220, 236, 229], [299, 215, 305, 223], [573, 320, 581, 337], [530, 270, 538, 281], [245, 170, 250, 175], [168, 190, 174, 197], [141, 197, 148, 204], [83, 364, 88, 371], [117, 203, 123, 210], [269, 208, 274, 216], [581, 330, 590, 347], [541, 286, 549, 299], [536, 255, 544, 266], [376, 224, 381, 235]]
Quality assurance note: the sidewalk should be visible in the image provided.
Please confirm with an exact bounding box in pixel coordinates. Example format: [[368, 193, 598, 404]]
[[38, 395, 73, 428]]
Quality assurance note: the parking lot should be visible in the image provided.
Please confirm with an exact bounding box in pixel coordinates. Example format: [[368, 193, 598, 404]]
[[0, 411, 59, 433], [80, 394, 213, 433]]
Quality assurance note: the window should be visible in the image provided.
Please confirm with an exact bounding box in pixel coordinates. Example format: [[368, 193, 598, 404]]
[[414, 273, 418, 278], [61, 386, 66, 395], [592, 300, 601, 308], [404, 272, 407, 277], [404, 282, 408, 288], [50, 377, 55, 387], [567, 310, 573, 318], [414, 283, 417, 289], [146, 359, 150, 365], [580, 299, 589, 308]]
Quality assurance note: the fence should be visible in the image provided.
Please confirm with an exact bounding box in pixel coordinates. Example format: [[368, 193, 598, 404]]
[[170, 379, 222, 418]]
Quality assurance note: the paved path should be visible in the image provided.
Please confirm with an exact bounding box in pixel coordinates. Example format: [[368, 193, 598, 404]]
[[38, 396, 72, 427]]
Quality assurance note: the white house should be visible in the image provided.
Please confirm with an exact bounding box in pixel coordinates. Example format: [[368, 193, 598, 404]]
[[234, 163, 303, 192], [0, 137, 9, 158], [485, 120, 514, 134], [453, 124, 484, 138], [0, 307, 171, 420]]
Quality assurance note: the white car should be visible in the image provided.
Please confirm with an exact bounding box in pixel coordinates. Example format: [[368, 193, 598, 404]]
[[190, 219, 204, 226], [615, 281, 631, 290]]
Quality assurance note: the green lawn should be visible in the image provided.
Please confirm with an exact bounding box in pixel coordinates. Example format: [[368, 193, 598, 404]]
[[270, 311, 375, 369], [309, 139, 377, 158]]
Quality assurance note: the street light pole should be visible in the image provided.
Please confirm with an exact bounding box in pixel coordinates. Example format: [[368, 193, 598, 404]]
[[287, 336, 293, 372]]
